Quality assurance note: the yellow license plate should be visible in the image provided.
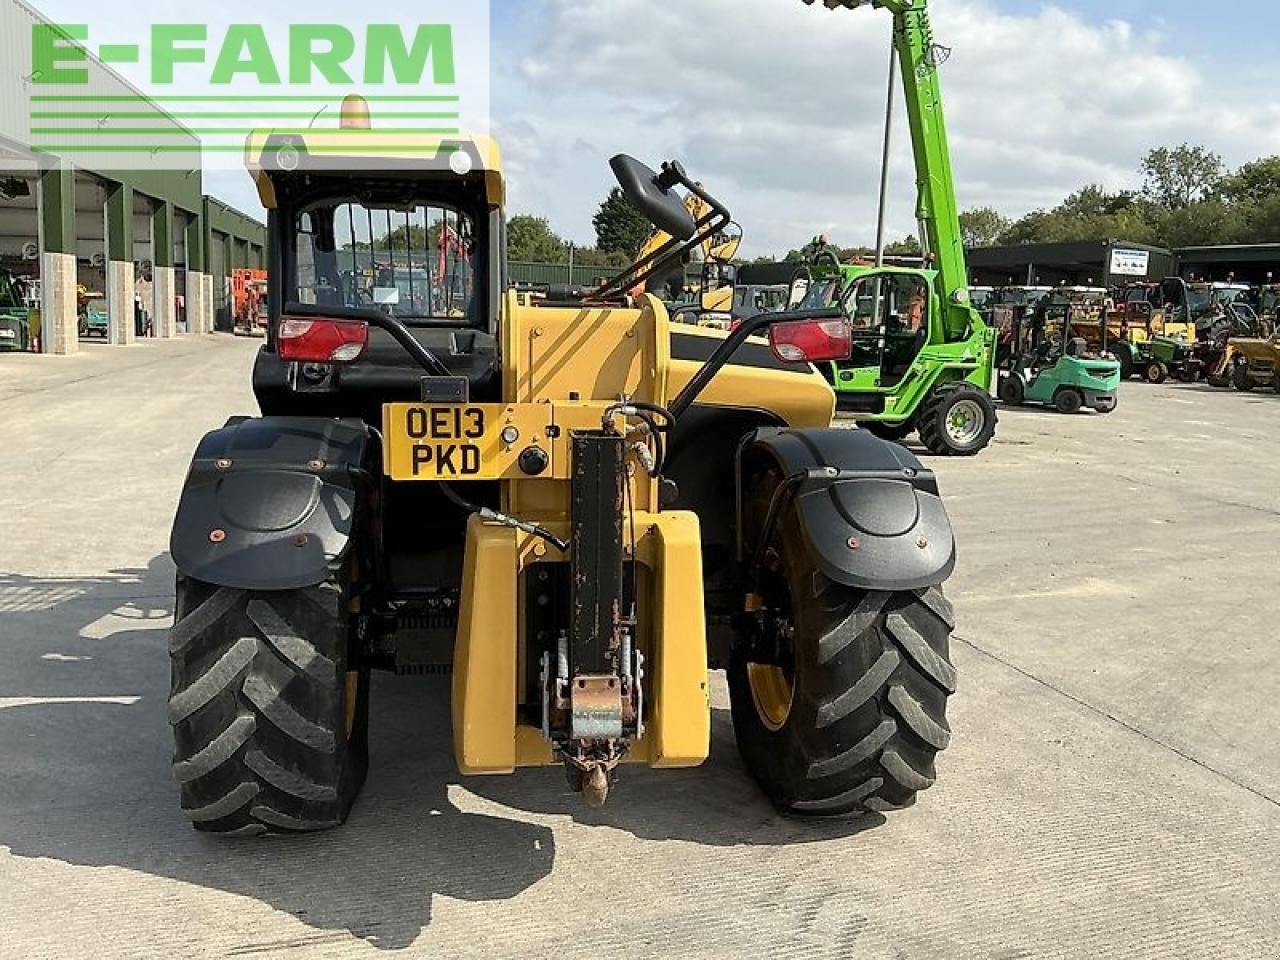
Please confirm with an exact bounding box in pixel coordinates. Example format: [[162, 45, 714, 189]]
[[382, 403, 559, 481]]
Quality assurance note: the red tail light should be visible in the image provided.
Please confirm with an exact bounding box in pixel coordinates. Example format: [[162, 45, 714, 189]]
[[277, 316, 369, 364], [768, 316, 852, 363]]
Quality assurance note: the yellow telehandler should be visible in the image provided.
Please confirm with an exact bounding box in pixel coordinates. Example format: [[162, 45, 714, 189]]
[[165, 0, 966, 833]]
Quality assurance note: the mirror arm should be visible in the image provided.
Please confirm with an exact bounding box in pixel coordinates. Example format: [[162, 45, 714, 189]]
[[589, 207, 731, 304], [589, 161, 735, 305], [590, 234, 692, 303]]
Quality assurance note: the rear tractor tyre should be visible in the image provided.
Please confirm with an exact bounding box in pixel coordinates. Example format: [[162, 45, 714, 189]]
[[863, 420, 915, 444], [1144, 361, 1169, 385], [1232, 363, 1255, 392], [998, 373, 1025, 406], [1176, 368, 1199, 384], [729, 478, 956, 816], [1054, 389, 1084, 415], [168, 572, 370, 836], [917, 384, 997, 457]]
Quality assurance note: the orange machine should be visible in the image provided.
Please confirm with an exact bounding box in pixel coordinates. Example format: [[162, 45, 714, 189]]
[[231, 268, 269, 336]]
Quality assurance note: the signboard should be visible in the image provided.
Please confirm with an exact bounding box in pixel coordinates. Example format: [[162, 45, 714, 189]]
[[1110, 248, 1151, 278]]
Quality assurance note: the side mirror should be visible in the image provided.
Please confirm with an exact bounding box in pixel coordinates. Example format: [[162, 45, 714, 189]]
[[708, 223, 742, 262], [610, 155, 697, 240], [768, 314, 853, 363], [701, 286, 731, 313]]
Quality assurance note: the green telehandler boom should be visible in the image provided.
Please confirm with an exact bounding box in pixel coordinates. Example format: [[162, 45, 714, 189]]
[[800, 0, 998, 456]]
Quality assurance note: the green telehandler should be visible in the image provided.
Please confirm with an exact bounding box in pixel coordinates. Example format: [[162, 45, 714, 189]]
[[802, 0, 998, 456]]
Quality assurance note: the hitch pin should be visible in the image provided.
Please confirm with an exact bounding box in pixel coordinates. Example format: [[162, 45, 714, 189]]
[[621, 628, 633, 685]]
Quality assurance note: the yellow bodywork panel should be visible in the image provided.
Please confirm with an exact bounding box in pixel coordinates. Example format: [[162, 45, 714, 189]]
[[501, 290, 670, 406], [452, 519, 520, 774], [453, 511, 710, 773], [666, 326, 836, 429]]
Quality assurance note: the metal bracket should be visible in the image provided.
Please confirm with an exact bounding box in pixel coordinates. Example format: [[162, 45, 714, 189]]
[[420, 376, 469, 403], [570, 675, 624, 740]]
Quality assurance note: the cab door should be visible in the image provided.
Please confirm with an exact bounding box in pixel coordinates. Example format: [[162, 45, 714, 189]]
[[833, 271, 932, 389]]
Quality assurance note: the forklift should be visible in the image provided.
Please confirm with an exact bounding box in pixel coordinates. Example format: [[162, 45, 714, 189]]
[[997, 289, 1122, 414]]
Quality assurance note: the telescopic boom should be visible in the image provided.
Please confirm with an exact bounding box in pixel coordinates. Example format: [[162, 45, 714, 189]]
[[802, 0, 974, 339]]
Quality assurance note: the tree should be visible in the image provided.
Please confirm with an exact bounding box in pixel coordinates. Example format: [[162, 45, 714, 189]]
[[1241, 194, 1280, 244], [1220, 156, 1280, 206], [593, 188, 653, 258], [507, 215, 567, 263], [885, 234, 922, 257], [1152, 199, 1249, 248], [1141, 144, 1224, 210], [997, 185, 1157, 246], [959, 207, 1011, 247], [572, 245, 631, 268]]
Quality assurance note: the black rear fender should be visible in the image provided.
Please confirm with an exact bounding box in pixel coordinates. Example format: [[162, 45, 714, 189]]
[[739, 428, 956, 592], [169, 417, 378, 591]]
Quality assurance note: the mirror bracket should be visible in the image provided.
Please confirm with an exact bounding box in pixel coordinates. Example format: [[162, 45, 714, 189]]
[[655, 161, 685, 191]]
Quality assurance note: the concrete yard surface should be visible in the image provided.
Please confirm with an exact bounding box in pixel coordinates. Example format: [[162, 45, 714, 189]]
[[1, 336, 1278, 959]]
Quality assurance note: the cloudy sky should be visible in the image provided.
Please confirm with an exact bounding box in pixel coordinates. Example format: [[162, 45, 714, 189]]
[[490, 0, 1280, 256], [32, 0, 1280, 257]]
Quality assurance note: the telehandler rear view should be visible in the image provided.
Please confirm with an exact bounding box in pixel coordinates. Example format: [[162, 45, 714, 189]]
[[165, 0, 964, 834]]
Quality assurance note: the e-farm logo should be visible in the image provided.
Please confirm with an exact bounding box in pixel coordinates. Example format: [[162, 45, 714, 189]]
[[26, 21, 469, 165]]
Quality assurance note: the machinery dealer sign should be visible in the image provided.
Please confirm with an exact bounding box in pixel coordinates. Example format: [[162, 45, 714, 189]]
[[13, 4, 490, 170], [1109, 248, 1152, 278]]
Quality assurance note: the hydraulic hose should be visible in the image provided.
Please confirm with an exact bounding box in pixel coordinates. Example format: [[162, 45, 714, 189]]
[[439, 484, 569, 553]]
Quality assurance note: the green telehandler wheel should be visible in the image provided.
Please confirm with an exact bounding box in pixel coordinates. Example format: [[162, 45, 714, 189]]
[[917, 384, 998, 457]]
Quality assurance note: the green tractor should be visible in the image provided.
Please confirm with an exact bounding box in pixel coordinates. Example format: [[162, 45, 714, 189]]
[[997, 291, 1121, 414]]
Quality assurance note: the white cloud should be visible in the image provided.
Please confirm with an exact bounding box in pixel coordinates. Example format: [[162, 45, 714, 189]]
[[500, 0, 1280, 256]]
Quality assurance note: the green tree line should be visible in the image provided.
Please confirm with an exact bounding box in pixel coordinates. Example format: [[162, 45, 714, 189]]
[[961, 145, 1280, 249], [508, 187, 652, 267], [506, 144, 1280, 269]]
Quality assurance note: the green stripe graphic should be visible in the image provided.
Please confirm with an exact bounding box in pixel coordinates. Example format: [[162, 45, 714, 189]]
[[30, 95, 460, 103], [30, 127, 463, 135], [30, 111, 460, 120]]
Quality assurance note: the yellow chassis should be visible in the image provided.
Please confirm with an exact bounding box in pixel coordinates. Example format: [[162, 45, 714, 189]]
[[374, 291, 831, 776], [453, 513, 709, 773]]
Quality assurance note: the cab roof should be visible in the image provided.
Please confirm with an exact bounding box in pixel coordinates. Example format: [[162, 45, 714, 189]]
[[246, 128, 505, 211]]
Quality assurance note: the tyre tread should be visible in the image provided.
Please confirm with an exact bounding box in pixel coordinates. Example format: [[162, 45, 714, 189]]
[[168, 577, 366, 836], [167, 636, 257, 724], [886, 611, 958, 693], [247, 598, 336, 682], [182, 781, 261, 823]]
